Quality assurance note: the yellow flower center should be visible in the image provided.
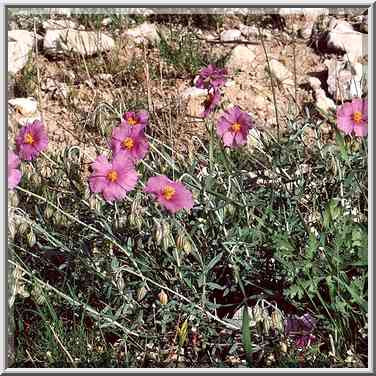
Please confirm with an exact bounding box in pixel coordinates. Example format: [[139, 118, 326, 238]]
[[122, 137, 134, 150], [107, 170, 118, 183], [353, 111, 363, 124], [127, 117, 137, 126], [24, 132, 34, 145], [231, 122, 241, 133], [162, 185, 175, 200]]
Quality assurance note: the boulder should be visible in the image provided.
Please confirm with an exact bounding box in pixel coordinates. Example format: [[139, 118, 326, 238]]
[[44, 29, 115, 56], [225, 45, 256, 73], [123, 22, 160, 45], [220, 29, 242, 42]]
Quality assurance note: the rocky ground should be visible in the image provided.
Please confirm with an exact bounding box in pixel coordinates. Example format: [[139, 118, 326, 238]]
[[8, 10, 368, 162]]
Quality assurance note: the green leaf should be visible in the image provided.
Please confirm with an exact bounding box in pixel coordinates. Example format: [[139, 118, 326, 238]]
[[241, 306, 252, 367]]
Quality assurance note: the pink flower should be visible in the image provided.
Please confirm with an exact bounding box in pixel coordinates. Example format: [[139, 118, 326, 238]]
[[195, 64, 227, 90], [111, 124, 149, 161], [144, 175, 194, 214], [216, 106, 253, 147], [8, 150, 22, 190], [122, 110, 149, 129], [88, 154, 138, 202], [337, 98, 368, 137], [201, 88, 221, 118], [15, 120, 48, 161]]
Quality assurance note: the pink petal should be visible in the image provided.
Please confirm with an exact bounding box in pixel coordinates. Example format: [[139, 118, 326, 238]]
[[337, 116, 354, 135], [354, 123, 368, 137], [222, 131, 235, 147]]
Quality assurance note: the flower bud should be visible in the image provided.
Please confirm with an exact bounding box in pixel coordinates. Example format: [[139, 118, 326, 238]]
[[158, 290, 168, 305], [271, 310, 284, 332], [30, 173, 42, 187], [27, 230, 36, 247], [8, 191, 19, 207], [154, 223, 163, 245], [44, 206, 54, 220], [137, 286, 147, 301], [18, 222, 29, 237], [176, 234, 185, 251]]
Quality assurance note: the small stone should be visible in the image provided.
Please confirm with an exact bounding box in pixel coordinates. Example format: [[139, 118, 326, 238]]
[[9, 97, 38, 116], [326, 20, 368, 62], [180, 87, 207, 100], [8, 30, 41, 49], [220, 29, 242, 42], [325, 59, 366, 101], [239, 24, 272, 40], [315, 89, 336, 112], [268, 59, 294, 86], [8, 41, 31, 76], [308, 76, 322, 90], [123, 22, 160, 45], [226, 45, 256, 73]]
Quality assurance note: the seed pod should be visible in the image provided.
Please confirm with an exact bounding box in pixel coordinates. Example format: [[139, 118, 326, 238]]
[[183, 238, 192, 255], [116, 274, 125, 293], [280, 342, 288, 353], [30, 173, 42, 187], [158, 290, 168, 305], [253, 305, 263, 323], [8, 191, 19, 207], [18, 222, 29, 237], [154, 223, 163, 245], [271, 310, 284, 332], [40, 164, 52, 178], [27, 230, 36, 247], [137, 286, 147, 301], [176, 233, 185, 251], [8, 220, 16, 240], [53, 211, 63, 226], [44, 206, 54, 220]]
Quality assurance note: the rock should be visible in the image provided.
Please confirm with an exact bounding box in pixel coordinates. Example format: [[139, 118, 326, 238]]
[[180, 87, 208, 100], [325, 59, 366, 101], [268, 59, 294, 86], [308, 77, 322, 90], [8, 30, 41, 49], [299, 23, 314, 39], [326, 20, 368, 62], [8, 41, 31, 76], [220, 29, 242, 42], [123, 22, 160, 45], [180, 87, 207, 117], [9, 97, 38, 116], [315, 89, 336, 112], [8, 30, 42, 76], [44, 29, 115, 56], [42, 19, 77, 30], [279, 8, 329, 20], [225, 45, 256, 73], [239, 24, 272, 40]]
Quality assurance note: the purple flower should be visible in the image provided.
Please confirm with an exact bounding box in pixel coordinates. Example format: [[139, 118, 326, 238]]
[[122, 110, 149, 129], [284, 313, 317, 349], [201, 88, 221, 118], [216, 106, 253, 147], [88, 154, 138, 202], [195, 64, 227, 90], [8, 150, 22, 190], [144, 175, 194, 214], [15, 120, 48, 161], [337, 98, 368, 137], [111, 124, 149, 161]]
